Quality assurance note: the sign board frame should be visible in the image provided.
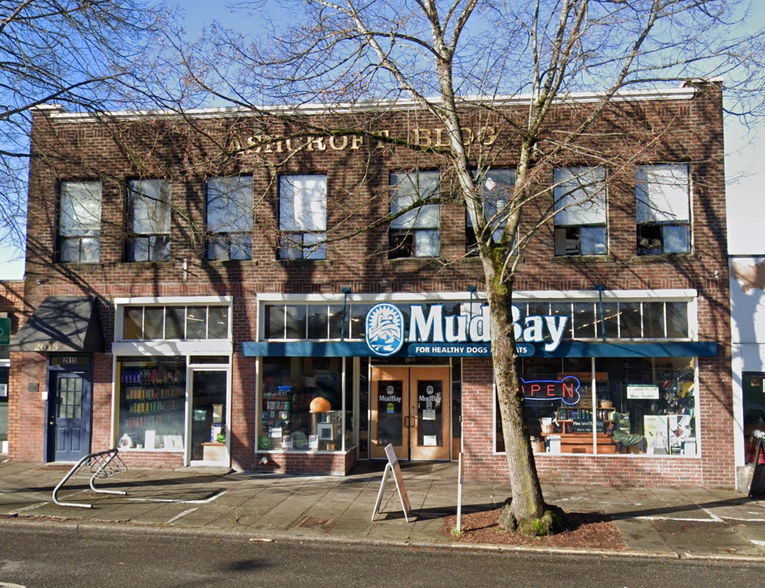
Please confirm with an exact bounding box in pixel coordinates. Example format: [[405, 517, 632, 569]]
[[371, 444, 413, 522]]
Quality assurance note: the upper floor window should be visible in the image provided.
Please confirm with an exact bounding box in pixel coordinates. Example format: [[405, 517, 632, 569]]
[[279, 174, 326, 259], [389, 171, 440, 259], [206, 176, 253, 261], [636, 164, 691, 255], [467, 169, 515, 255], [58, 181, 102, 263], [126, 179, 171, 262], [553, 167, 607, 257]]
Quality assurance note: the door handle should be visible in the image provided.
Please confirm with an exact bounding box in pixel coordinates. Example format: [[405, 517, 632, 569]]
[[404, 416, 410, 428]]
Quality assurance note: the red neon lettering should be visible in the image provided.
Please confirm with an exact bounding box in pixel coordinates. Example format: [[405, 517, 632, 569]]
[[531, 384, 541, 396], [562, 382, 574, 397], [547, 384, 556, 397]]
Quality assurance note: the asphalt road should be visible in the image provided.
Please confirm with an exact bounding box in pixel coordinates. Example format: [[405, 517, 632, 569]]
[[1, 524, 765, 588]]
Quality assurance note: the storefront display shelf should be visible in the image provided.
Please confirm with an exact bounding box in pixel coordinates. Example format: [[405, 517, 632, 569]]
[[542, 431, 619, 454]]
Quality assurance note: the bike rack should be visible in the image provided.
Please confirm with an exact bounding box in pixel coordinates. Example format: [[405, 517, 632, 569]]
[[52, 448, 128, 508]]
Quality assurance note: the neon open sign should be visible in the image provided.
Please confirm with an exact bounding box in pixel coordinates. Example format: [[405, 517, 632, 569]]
[[521, 376, 581, 405]]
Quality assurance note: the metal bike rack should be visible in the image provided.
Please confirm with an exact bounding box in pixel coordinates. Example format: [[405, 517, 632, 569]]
[[52, 448, 128, 508]]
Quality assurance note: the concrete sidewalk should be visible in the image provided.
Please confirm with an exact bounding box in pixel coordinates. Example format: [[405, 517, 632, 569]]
[[2, 457, 765, 561]]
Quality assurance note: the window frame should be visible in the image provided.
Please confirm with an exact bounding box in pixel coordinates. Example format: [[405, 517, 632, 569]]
[[553, 167, 608, 257], [466, 168, 516, 255], [635, 164, 692, 256], [206, 175, 254, 261], [389, 170, 441, 259], [120, 304, 231, 342], [125, 179, 172, 263], [57, 180, 102, 264], [278, 174, 327, 260]]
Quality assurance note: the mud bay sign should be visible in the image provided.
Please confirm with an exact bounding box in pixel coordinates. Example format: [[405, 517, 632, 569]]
[[365, 303, 568, 357]]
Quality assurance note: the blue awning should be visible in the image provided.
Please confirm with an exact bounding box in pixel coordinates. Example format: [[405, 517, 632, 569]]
[[243, 340, 717, 359]]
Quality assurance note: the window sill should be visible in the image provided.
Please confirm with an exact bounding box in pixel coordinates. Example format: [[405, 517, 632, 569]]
[[387, 256, 445, 264], [273, 258, 332, 265], [629, 253, 700, 263], [552, 255, 615, 264], [203, 259, 257, 266]]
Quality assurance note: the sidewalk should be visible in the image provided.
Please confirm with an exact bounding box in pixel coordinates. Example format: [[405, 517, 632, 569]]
[[2, 457, 765, 561]]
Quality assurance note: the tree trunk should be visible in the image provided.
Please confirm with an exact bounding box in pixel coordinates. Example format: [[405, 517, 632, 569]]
[[481, 257, 558, 534]]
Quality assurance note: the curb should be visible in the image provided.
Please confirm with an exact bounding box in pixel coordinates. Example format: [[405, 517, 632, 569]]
[[1, 516, 761, 563]]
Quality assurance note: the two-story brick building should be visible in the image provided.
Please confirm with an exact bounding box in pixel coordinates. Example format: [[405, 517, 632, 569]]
[[8, 80, 733, 487], [0, 280, 24, 455]]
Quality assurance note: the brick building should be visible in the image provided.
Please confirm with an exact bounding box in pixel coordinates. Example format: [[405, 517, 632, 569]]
[[9, 80, 734, 487], [0, 280, 24, 455]]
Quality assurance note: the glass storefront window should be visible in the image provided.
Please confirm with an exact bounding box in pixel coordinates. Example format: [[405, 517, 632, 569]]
[[124, 307, 143, 339], [265, 305, 285, 339], [667, 302, 689, 338], [498, 356, 698, 456], [600, 302, 619, 338], [597, 357, 696, 455], [285, 306, 306, 339], [121, 305, 229, 341], [308, 305, 328, 339], [118, 358, 186, 451], [166, 307, 185, 339], [186, 306, 207, 339], [144, 307, 164, 339], [350, 304, 372, 339], [620, 302, 642, 338], [260, 356, 347, 451], [744, 372, 765, 464], [573, 302, 596, 338], [644, 302, 665, 338], [208, 307, 229, 339], [263, 298, 690, 343]]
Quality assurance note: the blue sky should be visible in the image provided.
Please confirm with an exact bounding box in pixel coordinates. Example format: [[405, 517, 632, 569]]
[[0, 1, 762, 279]]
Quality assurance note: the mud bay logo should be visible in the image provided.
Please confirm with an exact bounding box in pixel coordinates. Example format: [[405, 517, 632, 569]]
[[365, 303, 405, 356], [365, 301, 568, 357]]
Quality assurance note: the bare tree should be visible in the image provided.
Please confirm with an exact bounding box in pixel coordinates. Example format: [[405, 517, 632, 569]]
[[161, 0, 764, 534], [0, 0, 167, 254]]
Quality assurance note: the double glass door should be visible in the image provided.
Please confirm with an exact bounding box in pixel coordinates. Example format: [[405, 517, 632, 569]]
[[370, 366, 450, 461]]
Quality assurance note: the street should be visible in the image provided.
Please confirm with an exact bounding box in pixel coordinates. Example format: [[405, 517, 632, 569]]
[[1, 524, 764, 588]]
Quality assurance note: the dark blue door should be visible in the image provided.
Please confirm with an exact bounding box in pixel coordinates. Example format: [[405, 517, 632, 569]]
[[48, 371, 92, 462]]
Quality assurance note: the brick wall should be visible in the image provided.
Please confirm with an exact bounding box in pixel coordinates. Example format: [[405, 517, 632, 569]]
[[9, 83, 731, 485]]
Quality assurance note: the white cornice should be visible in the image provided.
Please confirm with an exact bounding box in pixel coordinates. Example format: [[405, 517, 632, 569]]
[[34, 84, 702, 123]]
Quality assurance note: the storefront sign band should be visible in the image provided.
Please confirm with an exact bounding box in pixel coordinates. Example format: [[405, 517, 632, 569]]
[[242, 340, 717, 359]]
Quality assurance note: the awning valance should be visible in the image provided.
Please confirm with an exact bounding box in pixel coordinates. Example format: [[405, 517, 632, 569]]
[[242, 340, 718, 359], [10, 296, 103, 353]]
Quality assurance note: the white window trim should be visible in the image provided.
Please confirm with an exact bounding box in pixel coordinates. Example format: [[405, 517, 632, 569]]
[[114, 296, 233, 345], [257, 289, 699, 342], [256, 289, 696, 303], [111, 296, 234, 462]]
